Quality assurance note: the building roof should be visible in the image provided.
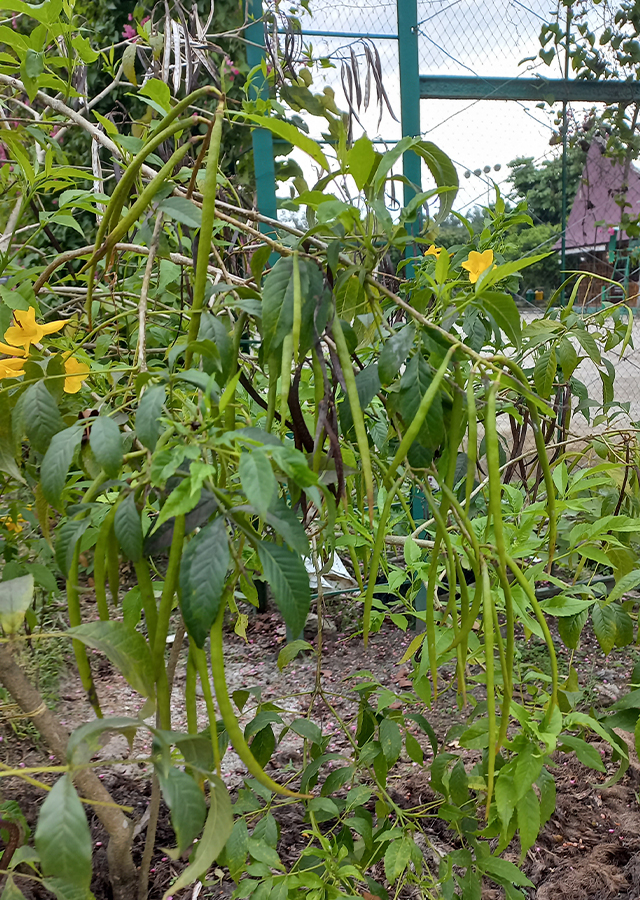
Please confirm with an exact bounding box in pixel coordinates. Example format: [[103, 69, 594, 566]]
[[557, 139, 640, 253]]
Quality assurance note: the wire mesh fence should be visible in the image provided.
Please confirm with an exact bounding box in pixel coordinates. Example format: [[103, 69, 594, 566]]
[[265, 0, 640, 428]]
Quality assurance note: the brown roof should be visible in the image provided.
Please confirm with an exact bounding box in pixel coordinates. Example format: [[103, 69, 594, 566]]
[[557, 140, 640, 252]]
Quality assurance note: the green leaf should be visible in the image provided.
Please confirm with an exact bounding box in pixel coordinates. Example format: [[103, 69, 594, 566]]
[[223, 819, 248, 883], [135, 385, 165, 450], [261, 257, 295, 358], [559, 733, 606, 772], [592, 604, 617, 655], [239, 450, 277, 517], [264, 498, 309, 555], [395, 353, 444, 450], [159, 197, 202, 229], [0, 574, 34, 634], [495, 772, 516, 832], [339, 363, 380, 435], [403, 537, 421, 567], [256, 541, 310, 637], [614, 605, 634, 648], [449, 759, 469, 806], [478, 252, 550, 291], [378, 325, 414, 384], [179, 517, 229, 648], [537, 768, 556, 825], [346, 135, 376, 190], [24, 48, 44, 79], [480, 291, 522, 348], [69, 621, 155, 699], [290, 718, 322, 744], [384, 837, 413, 884], [139, 77, 171, 113], [575, 329, 601, 365], [172, 733, 215, 774], [277, 639, 312, 671], [66, 716, 140, 765], [405, 731, 423, 764], [250, 244, 271, 286], [40, 425, 83, 509], [557, 337, 579, 380], [320, 765, 353, 796], [606, 569, 640, 605], [514, 745, 543, 800], [516, 788, 540, 860], [21, 381, 63, 454], [155, 478, 202, 530], [122, 42, 137, 86], [24, 562, 58, 595], [34, 775, 91, 889], [345, 785, 373, 810], [162, 776, 233, 899], [479, 856, 534, 888], [157, 767, 207, 854], [89, 417, 123, 478], [175, 369, 220, 400], [373, 137, 458, 223], [114, 494, 143, 563], [533, 348, 557, 399], [249, 725, 275, 767], [0, 393, 23, 483], [243, 114, 329, 171], [71, 33, 99, 63], [55, 518, 91, 577], [1, 877, 27, 900], [379, 718, 402, 766], [247, 837, 285, 870]]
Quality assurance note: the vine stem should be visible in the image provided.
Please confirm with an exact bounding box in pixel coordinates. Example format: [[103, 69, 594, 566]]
[[137, 774, 160, 900], [153, 515, 185, 730], [485, 383, 515, 752], [331, 314, 375, 524], [481, 560, 497, 819], [185, 96, 225, 365], [384, 344, 459, 488], [136, 212, 163, 373], [209, 607, 311, 798], [362, 477, 403, 647]]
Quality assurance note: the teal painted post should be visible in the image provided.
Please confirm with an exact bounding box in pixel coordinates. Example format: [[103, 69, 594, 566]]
[[397, 0, 421, 270], [413, 584, 426, 633], [246, 0, 278, 235]]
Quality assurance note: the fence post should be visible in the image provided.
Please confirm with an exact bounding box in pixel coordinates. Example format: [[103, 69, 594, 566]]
[[397, 0, 421, 268], [246, 0, 278, 236]]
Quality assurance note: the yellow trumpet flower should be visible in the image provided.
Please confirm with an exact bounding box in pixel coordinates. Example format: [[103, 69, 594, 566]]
[[0, 341, 27, 357], [0, 357, 26, 379], [461, 249, 494, 284], [3, 307, 69, 351], [424, 245, 442, 258], [63, 356, 90, 394]]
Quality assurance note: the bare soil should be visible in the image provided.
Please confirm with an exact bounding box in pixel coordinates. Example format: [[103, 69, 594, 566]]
[[3, 596, 640, 900]]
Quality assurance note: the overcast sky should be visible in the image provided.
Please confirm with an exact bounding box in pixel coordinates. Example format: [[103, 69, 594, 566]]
[[274, 0, 604, 214]]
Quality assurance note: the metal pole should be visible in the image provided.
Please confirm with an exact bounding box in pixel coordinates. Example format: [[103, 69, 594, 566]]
[[397, 0, 421, 267], [560, 3, 572, 306], [246, 0, 278, 236]]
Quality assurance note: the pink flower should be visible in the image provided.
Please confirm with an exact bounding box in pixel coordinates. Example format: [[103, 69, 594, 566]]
[[122, 24, 137, 39]]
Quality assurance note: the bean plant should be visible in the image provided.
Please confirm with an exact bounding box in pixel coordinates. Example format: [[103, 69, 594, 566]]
[[0, 5, 640, 900]]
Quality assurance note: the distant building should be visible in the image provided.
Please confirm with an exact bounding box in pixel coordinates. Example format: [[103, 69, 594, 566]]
[[556, 139, 640, 307]]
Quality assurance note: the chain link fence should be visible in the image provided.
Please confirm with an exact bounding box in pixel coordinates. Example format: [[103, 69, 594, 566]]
[[268, 0, 640, 428]]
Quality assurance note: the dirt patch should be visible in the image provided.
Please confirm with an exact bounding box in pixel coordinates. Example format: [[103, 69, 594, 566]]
[[3, 601, 640, 899]]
